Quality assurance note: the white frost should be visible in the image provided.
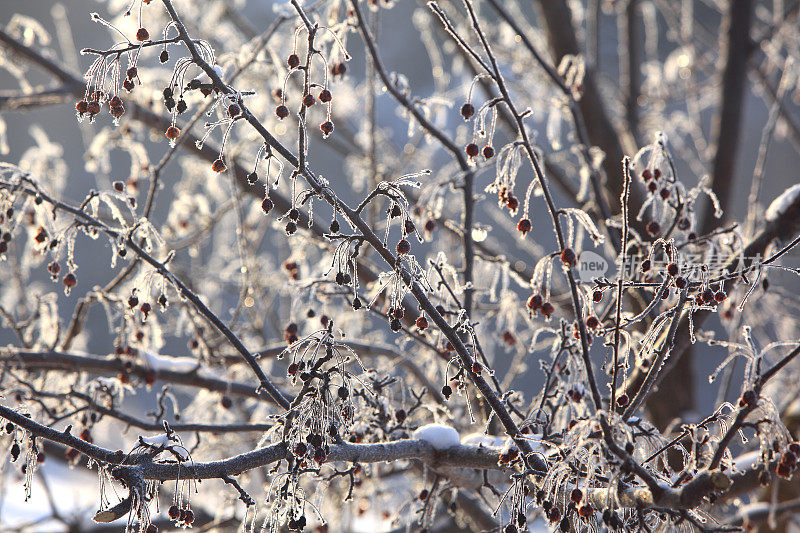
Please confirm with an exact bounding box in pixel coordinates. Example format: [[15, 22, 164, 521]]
[[766, 183, 800, 221], [412, 424, 460, 450]]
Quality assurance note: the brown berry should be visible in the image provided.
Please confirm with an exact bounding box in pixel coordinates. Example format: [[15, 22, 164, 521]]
[[460, 102, 475, 119], [136, 28, 149, 41], [465, 143, 479, 157], [165, 126, 180, 139], [517, 218, 531, 235], [276, 105, 289, 119]]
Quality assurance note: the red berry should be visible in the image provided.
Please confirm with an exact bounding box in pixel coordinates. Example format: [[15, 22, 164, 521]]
[[110, 105, 125, 118], [303, 93, 316, 107], [560, 248, 576, 267], [506, 195, 519, 211], [76, 100, 88, 115], [165, 126, 180, 139], [541, 302, 554, 318], [87, 101, 101, 115], [318, 89, 332, 103], [416, 316, 428, 330], [616, 393, 629, 407], [261, 196, 274, 214], [527, 294, 543, 310], [287, 54, 300, 68], [212, 159, 226, 173], [136, 28, 149, 42], [517, 218, 531, 235], [482, 145, 495, 159], [465, 143, 479, 157], [276, 105, 289, 119], [460, 102, 475, 119], [570, 488, 583, 503], [592, 290, 603, 302], [228, 103, 241, 117], [739, 390, 757, 408], [667, 263, 678, 276], [641, 169, 652, 181], [123, 78, 135, 92], [660, 188, 671, 199], [320, 121, 334, 136], [168, 505, 180, 520], [184, 510, 194, 524], [63, 272, 77, 288], [586, 316, 599, 329], [396, 238, 411, 254], [471, 361, 482, 374], [126, 66, 137, 79], [714, 290, 726, 302]]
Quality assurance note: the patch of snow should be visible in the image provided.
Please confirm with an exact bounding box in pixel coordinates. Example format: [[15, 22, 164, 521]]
[[412, 424, 459, 450], [141, 350, 199, 373], [766, 184, 800, 221], [139, 434, 189, 459], [461, 433, 506, 448]]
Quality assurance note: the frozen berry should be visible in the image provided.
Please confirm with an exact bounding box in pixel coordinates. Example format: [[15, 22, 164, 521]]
[[276, 105, 289, 119], [527, 294, 543, 310], [482, 145, 495, 159], [465, 143, 479, 157], [560, 248, 576, 267], [136, 28, 149, 41], [212, 159, 226, 173], [460, 102, 475, 120], [517, 218, 531, 235], [396, 238, 410, 254], [165, 126, 180, 139], [318, 89, 332, 103], [667, 263, 678, 276], [287, 54, 300, 69]]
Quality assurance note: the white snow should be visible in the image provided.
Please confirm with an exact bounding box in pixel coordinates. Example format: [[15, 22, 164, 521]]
[[766, 183, 800, 221], [461, 433, 506, 448], [412, 424, 460, 450], [141, 350, 199, 373], [139, 434, 189, 459]]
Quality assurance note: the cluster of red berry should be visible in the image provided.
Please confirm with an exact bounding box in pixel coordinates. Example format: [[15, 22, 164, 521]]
[[274, 52, 338, 139]]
